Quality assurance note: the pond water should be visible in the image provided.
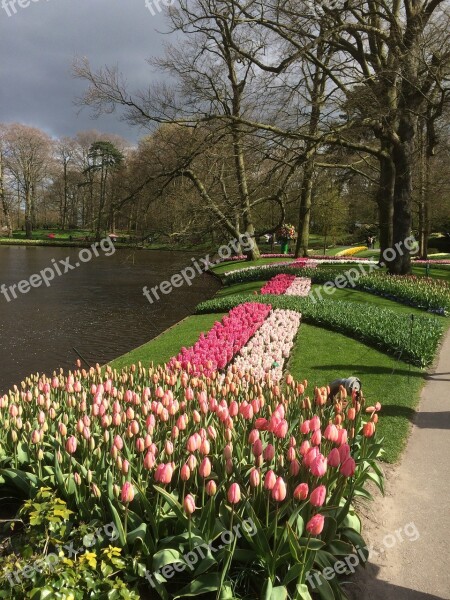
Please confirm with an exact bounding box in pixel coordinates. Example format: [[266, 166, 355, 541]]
[[0, 246, 220, 393]]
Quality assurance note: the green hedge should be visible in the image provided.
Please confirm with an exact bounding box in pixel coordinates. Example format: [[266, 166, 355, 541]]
[[223, 266, 450, 314], [196, 294, 443, 367]]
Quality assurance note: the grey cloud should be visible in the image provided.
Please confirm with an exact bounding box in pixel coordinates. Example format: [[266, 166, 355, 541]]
[[0, 0, 168, 141]]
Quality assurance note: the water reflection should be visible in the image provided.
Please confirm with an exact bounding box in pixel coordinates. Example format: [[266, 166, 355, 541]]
[[0, 246, 220, 392]]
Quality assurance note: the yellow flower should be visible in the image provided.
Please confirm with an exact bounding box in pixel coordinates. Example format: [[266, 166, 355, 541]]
[[80, 551, 97, 569], [102, 546, 122, 561]]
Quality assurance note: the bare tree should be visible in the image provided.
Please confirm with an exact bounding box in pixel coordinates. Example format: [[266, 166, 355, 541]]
[[3, 124, 52, 238]]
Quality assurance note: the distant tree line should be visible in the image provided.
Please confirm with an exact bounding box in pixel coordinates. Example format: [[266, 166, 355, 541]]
[[1, 0, 450, 271]]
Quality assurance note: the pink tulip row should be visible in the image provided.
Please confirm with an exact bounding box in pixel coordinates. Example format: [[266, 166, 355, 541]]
[[230, 309, 301, 382], [260, 274, 296, 295], [168, 302, 272, 376], [285, 277, 312, 297]]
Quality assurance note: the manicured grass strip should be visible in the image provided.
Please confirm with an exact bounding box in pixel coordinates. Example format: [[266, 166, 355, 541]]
[[108, 313, 225, 370], [287, 323, 425, 463], [196, 294, 443, 367]]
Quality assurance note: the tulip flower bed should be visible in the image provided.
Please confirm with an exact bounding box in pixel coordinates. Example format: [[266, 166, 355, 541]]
[[197, 295, 443, 366], [231, 309, 302, 382], [285, 277, 312, 297], [0, 364, 384, 600], [260, 274, 296, 295], [167, 302, 271, 376], [260, 275, 312, 298], [335, 246, 368, 257]]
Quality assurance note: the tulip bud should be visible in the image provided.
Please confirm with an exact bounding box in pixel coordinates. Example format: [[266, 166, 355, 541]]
[[183, 494, 196, 515], [227, 483, 241, 504]]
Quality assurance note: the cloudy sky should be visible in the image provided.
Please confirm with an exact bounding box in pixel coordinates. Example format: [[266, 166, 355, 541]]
[[0, 0, 169, 143]]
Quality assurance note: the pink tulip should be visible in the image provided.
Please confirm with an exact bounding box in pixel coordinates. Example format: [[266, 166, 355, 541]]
[[144, 451, 156, 470], [250, 468, 260, 488], [337, 428, 348, 445], [65, 436, 77, 454], [340, 457, 356, 478], [287, 446, 296, 462], [306, 514, 325, 536], [252, 439, 263, 457], [274, 419, 288, 439], [264, 469, 277, 490], [311, 429, 322, 446], [263, 444, 275, 462], [205, 480, 217, 496], [310, 485, 326, 507], [299, 440, 311, 456], [184, 494, 196, 515], [290, 459, 300, 476], [300, 420, 310, 434], [324, 424, 339, 442], [310, 454, 327, 477], [272, 477, 287, 502], [121, 482, 134, 504], [248, 429, 259, 444], [338, 443, 351, 463], [228, 483, 241, 504], [180, 463, 191, 481], [310, 415, 321, 431], [327, 448, 341, 468], [114, 435, 124, 450], [294, 483, 309, 501], [199, 457, 212, 478]]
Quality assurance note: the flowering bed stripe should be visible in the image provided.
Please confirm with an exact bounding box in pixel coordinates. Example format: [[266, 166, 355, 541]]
[[168, 302, 272, 376], [285, 277, 312, 297], [224, 258, 372, 276], [231, 309, 301, 382], [260, 274, 296, 295]]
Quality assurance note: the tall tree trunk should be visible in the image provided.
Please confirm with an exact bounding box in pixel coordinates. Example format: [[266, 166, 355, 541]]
[[377, 149, 395, 257], [295, 158, 314, 257], [390, 114, 416, 274], [62, 160, 68, 230], [25, 185, 33, 239], [0, 152, 13, 237], [295, 39, 327, 258]]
